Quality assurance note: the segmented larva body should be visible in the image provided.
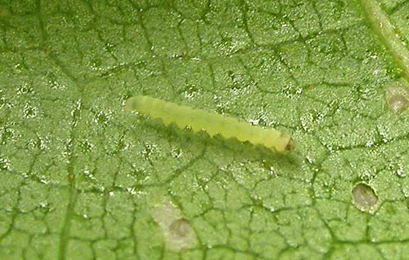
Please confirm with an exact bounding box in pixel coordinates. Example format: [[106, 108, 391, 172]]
[[125, 95, 294, 152]]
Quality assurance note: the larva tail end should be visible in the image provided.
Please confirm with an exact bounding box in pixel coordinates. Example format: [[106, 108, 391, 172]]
[[285, 138, 295, 151]]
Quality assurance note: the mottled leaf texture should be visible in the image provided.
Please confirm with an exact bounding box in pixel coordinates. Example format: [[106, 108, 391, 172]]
[[1, 0, 409, 260]]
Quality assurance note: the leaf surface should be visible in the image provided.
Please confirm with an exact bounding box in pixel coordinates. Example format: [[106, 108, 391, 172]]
[[1, 0, 409, 259]]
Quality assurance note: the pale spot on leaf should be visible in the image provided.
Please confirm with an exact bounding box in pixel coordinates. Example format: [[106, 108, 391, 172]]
[[385, 81, 409, 114], [352, 183, 379, 213], [151, 200, 197, 252]]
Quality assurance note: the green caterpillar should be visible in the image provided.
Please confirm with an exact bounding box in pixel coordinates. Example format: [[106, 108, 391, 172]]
[[125, 95, 294, 152]]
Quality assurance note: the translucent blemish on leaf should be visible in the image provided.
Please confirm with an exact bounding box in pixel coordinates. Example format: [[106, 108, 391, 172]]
[[385, 81, 409, 114], [352, 183, 379, 213], [169, 218, 192, 239], [151, 200, 197, 252]]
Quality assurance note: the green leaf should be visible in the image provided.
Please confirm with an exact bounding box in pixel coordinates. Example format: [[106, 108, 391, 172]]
[[1, 0, 409, 259]]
